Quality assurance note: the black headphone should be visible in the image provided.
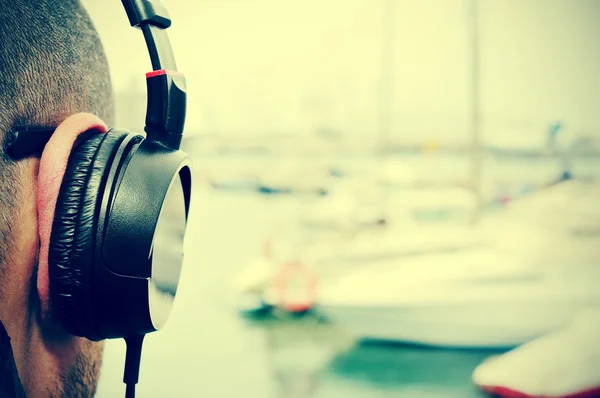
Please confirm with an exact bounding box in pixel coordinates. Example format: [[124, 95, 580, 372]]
[[5, 1, 192, 396]]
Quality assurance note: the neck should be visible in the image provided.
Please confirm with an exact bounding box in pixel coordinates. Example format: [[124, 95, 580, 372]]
[[0, 318, 27, 398]]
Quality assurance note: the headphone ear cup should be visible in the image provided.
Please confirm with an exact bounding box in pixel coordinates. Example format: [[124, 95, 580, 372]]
[[48, 131, 128, 339]]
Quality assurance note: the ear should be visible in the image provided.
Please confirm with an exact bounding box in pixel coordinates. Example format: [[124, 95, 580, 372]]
[[36, 113, 108, 321]]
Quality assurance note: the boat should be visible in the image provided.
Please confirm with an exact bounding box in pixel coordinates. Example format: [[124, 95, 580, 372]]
[[298, 178, 387, 230], [208, 172, 259, 191], [316, 180, 600, 348], [256, 159, 330, 196], [473, 308, 600, 398], [316, 248, 600, 348], [391, 186, 476, 223], [481, 179, 600, 264]]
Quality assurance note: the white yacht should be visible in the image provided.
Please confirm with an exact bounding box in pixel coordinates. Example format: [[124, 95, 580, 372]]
[[317, 180, 600, 348]]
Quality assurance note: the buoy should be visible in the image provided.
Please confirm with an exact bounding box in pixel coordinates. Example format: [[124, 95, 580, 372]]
[[273, 261, 318, 313]]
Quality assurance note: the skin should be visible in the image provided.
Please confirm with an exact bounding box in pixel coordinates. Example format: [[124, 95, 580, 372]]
[[1, 113, 108, 398]]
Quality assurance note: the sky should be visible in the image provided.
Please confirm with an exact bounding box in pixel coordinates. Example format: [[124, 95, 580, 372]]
[[82, 0, 600, 145]]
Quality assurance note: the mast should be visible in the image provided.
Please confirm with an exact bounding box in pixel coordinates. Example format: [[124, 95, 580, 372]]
[[469, 0, 483, 223], [379, 0, 394, 152], [379, 0, 395, 218]]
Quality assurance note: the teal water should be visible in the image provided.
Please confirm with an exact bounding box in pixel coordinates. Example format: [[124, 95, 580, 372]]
[[95, 153, 598, 398]]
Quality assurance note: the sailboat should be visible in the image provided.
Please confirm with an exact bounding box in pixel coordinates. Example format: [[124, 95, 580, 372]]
[[316, 179, 600, 348]]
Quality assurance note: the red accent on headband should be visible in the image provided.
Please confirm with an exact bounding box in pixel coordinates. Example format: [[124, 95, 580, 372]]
[[145, 69, 185, 78]]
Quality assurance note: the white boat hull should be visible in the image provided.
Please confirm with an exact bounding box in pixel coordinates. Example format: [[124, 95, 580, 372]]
[[317, 248, 600, 348], [317, 298, 600, 348]]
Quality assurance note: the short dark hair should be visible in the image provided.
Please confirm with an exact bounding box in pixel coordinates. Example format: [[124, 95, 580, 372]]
[[0, 0, 114, 285]]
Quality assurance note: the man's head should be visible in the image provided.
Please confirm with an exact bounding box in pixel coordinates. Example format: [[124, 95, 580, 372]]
[[0, 0, 114, 396]]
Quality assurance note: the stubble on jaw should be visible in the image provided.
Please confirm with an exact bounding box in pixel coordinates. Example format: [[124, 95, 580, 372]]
[[46, 339, 104, 398]]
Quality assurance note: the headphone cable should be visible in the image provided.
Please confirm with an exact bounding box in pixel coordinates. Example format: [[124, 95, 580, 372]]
[[125, 383, 136, 398], [123, 335, 145, 398]]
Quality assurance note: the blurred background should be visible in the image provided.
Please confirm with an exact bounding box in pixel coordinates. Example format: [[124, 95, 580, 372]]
[[85, 0, 600, 397]]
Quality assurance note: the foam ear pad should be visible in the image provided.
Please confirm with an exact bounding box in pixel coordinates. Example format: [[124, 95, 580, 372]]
[[48, 130, 129, 338]]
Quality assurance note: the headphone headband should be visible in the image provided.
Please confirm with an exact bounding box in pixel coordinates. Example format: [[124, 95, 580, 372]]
[[5, 0, 187, 158], [122, 0, 172, 29], [122, 0, 187, 150]]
